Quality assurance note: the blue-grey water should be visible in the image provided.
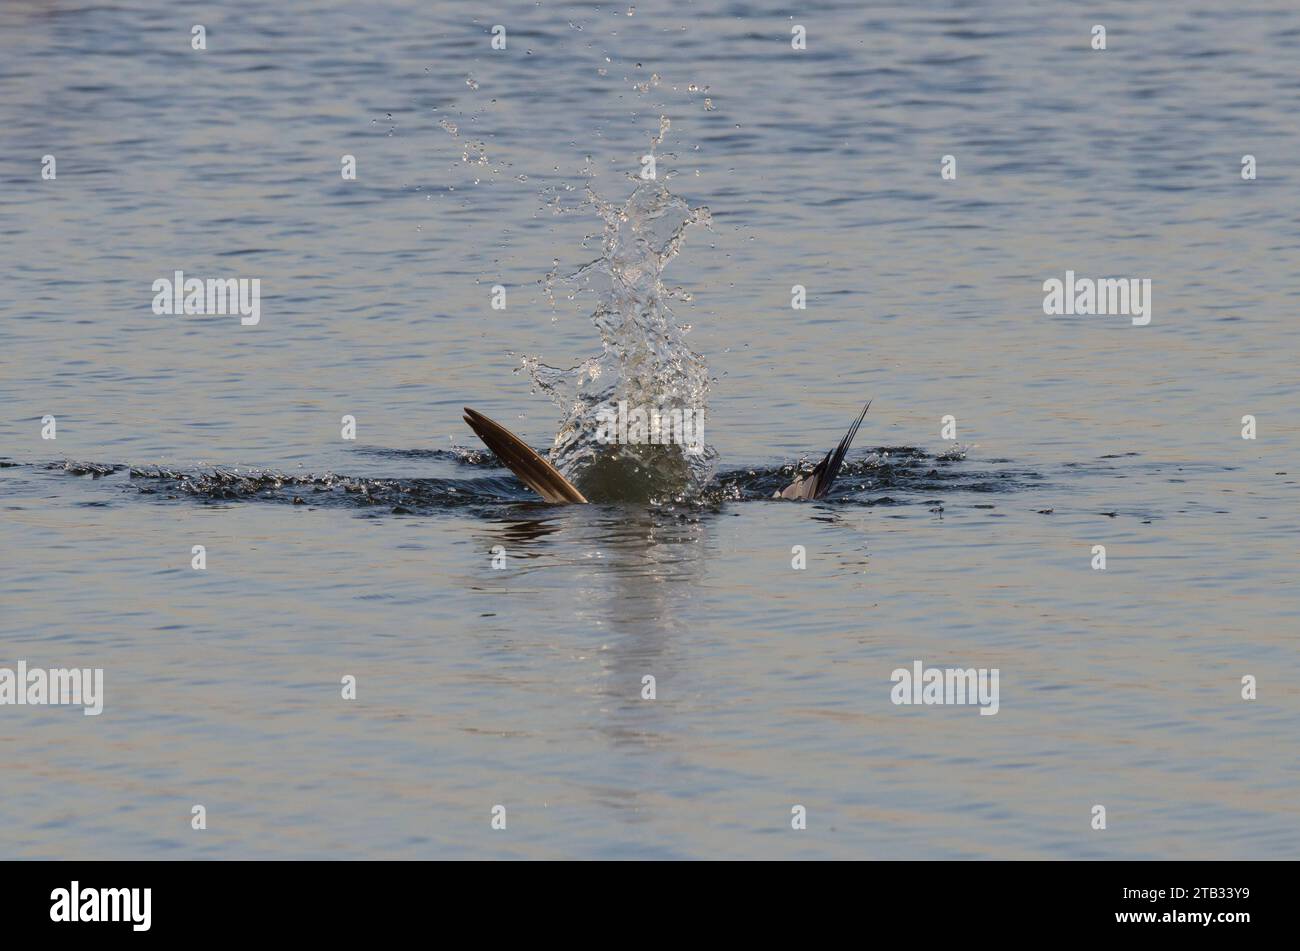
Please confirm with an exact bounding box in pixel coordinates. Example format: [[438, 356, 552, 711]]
[[1, 1, 1297, 859]]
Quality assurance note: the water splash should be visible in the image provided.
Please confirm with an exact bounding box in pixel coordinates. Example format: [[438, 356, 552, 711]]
[[523, 121, 714, 502]]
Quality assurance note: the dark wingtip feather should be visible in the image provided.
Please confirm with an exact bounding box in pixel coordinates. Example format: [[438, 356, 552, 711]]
[[782, 400, 871, 501], [822, 400, 871, 496]]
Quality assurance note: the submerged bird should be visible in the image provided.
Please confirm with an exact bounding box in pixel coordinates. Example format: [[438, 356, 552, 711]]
[[462, 401, 871, 504]]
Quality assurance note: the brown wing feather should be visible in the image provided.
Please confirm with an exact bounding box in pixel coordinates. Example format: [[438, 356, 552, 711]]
[[463, 408, 588, 504]]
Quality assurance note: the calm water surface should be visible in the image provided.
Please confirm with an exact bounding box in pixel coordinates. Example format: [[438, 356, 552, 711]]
[[1, 1, 1297, 858]]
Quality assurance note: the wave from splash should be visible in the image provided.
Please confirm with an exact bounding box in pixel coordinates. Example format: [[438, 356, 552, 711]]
[[522, 119, 714, 503], [21, 447, 1037, 515]]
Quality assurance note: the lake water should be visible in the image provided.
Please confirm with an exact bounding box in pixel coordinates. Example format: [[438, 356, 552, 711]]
[[1, 0, 1297, 859]]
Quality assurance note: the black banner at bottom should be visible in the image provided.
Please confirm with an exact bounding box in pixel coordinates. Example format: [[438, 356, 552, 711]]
[[1, 860, 1277, 937]]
